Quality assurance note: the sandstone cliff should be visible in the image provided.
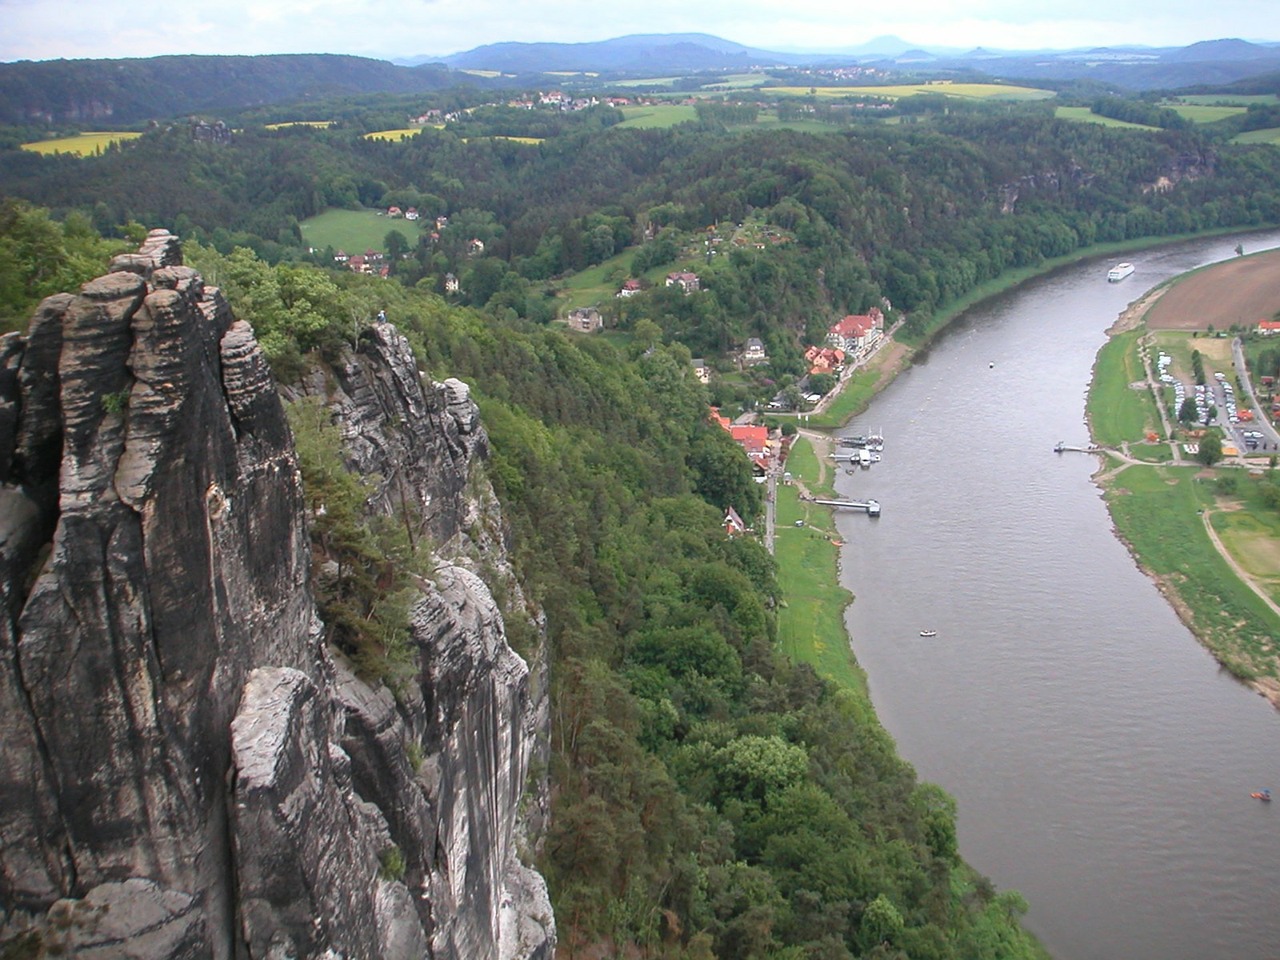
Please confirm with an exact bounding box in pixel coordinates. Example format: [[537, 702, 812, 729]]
[[0, 231, 553, 959]]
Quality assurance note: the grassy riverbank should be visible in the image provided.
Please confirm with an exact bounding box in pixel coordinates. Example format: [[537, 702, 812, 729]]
[[1085, 258, 1280, 702], [774, 438, 868, 693]]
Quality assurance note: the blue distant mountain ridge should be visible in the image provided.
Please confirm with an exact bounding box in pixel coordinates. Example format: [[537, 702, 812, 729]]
[[421, 32, 1280, 89]]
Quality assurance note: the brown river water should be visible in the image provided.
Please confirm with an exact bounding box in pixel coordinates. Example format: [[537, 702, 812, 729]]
[[834, 231, 1280, 960]]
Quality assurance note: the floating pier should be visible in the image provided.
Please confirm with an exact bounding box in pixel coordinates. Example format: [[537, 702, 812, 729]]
[[803, 495, 881, 517], [1053, 441, 1103, 454]]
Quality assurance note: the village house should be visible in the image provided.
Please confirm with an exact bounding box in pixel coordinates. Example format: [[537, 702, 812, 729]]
[[711, 407, 772, 474], [743, 338, 768, 365], [387, 206, 403, 218], [826, 307, 884, 359], [347, 254, 370, 275], [617, 279, 642, 298], [405, 207, 420, 221], [444, 273, 460, 293], [666, 271, 701, 294], [805, 345, 846, 375], [723, 506, 746, 536], [692, 359, 710, 384], [566, 308, 603, 333], [333, 249, 350, 264], [1257, 320, 1280, 336], [467, 238, 486, 257]]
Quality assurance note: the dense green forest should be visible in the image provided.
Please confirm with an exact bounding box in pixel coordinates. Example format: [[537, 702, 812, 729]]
[[7, 97, 1280, 377]]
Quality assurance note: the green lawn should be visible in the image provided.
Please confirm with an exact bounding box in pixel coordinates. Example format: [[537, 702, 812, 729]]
[[617, 104, 700, 128], [554, 247, 638, 311], [299, 208, 427, 255], [774, 439, 867, 693], [701, 73, 771, 90], [1102, 464, 1280, 681], [1088, 328, 1160, 445], [1054, 106, 1156, 130]]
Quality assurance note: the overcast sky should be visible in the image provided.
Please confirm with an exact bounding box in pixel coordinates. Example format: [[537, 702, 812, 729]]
[[2, 0, 1277, 62]]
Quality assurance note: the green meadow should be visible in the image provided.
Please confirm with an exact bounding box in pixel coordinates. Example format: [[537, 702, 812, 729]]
[[617, 104, 700, 128], [299, 208, 427, 254], [1054, 106, 1156, 130], [1087, 328, 1162, 444], [1234, 128, 1280, 145], [774, 438, 867, 693], [1164, 103, 1247, 123]]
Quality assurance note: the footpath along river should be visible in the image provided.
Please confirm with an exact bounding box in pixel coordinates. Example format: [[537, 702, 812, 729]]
[[833, 231, 1280, 960]]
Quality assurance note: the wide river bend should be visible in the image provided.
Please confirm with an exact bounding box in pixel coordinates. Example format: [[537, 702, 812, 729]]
[[834, 232, 1280, 960]]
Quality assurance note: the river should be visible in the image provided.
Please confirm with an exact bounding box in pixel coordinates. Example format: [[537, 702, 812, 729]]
[[833, 231, 1280, 960]]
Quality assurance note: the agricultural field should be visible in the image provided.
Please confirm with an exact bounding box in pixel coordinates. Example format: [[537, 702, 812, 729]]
[[265, 121, 333, 130], [1163, 102, 1247, 123], [363, 128, 422, 142], [1145, 248, 1280, 330], [1180, 94, 1279, 106], [1234, 127, 1280, 145], [461, 136, 544, 145], [20, 131, 142, 156], [617, 104, 699, 128], [1054, 106, 1155, 130], [771, 82, 1054, 101], [611, 76, 685, 88], [702, 73, 771, 90], [299, 208, 427, 255]]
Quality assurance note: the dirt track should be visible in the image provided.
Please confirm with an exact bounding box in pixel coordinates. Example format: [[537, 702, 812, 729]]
[[1145, 248, 1280, 330]]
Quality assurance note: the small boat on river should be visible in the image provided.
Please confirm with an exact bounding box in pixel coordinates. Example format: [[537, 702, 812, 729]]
[[1251, 789, 1272, 801], [1108, 262, 1135, 282], [919, 630, 938, 638]]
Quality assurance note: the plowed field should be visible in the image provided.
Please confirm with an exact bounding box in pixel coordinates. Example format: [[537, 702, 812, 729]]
[[1145, 248, 1280, 330]]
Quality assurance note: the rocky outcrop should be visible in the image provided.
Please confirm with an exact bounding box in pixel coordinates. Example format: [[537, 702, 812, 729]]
[[0, 232, 553, 959]]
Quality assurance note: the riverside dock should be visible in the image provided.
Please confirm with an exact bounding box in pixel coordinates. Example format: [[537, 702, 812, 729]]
[[802, 495, 881, 517]]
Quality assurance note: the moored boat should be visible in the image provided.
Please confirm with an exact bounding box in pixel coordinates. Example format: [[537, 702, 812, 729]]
[[919, 629, 938, 638], [1108, 262, 1135, 282]]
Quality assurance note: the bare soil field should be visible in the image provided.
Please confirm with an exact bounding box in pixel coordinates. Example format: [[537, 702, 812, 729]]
[[1145, 248, 1280, 330]]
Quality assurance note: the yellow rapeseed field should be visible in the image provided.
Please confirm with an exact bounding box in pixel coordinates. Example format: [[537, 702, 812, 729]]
[[20, 131, 143, 156]]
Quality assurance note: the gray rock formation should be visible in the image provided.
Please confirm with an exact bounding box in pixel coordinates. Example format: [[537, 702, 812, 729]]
[[0, 233, 554, 959]]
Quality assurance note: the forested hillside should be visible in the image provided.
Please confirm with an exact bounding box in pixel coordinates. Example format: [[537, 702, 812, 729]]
[[0, 54, 460, 125]]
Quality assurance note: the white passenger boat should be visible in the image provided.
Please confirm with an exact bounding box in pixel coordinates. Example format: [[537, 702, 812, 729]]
[[1107, 262, 1135, 282]]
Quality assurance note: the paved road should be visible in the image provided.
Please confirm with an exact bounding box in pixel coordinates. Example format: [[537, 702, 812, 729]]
[[1232, 336, 1280, 450]]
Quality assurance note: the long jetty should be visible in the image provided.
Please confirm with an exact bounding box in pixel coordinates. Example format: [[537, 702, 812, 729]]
[[802, 495, 881, 517]]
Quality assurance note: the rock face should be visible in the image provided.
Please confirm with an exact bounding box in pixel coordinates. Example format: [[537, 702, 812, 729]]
[[0, 232, 553, 959]]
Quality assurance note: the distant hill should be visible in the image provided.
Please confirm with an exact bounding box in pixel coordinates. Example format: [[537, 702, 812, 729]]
[[441, 33, 811, 73], [0, 54, 458, 125], [436, 32, 1280, 89]]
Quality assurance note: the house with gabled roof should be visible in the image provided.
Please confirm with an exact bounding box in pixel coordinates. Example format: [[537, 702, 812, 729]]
[[724, 506, 746, 536], [1258, 319, 1280, 336], [826, 307, 884, 359], [617, 279, 642, 298], [666, 271, 701, 294]]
